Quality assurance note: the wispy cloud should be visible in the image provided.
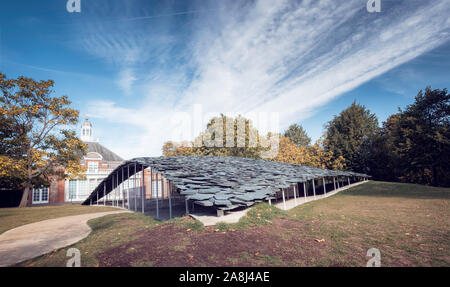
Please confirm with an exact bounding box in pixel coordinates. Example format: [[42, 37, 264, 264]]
[[80, 0, 450, 159]]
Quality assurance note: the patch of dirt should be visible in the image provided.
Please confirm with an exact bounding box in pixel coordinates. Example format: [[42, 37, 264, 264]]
[[95, 218, 332, 267]]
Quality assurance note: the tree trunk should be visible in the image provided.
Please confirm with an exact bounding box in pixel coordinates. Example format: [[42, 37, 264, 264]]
[[18, 166, 33, 208], [18, 182, 31, 208]]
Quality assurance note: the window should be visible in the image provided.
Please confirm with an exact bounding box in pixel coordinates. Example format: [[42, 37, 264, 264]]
[[151, 180, 162, 198], [41, 188, 49, 201], [78, 180, 87, 197], [88, 161, 99, 173], [33, 189, 40, 202], [69, 180, 77, 200], [32, 187, 49, 204]]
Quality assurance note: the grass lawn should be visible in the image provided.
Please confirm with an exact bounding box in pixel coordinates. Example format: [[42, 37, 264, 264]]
[[15, 181, 450, 267], [0, 204, 118, 235]]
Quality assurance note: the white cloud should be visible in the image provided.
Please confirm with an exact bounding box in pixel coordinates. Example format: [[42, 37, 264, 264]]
[[116, 68, 137, 95], [81, 0, 450, 159]]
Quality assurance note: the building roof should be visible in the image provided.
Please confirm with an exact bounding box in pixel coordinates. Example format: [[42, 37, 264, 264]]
[[85, 142, 123, 162], [83, 156, 369, 210]]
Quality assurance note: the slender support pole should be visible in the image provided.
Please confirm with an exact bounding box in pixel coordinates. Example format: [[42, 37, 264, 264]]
[[116, 171, 119, 207], [127, 165, 130, 210], [111, 175, 114, 207], [303, 182, 307, 201], [312, 179, 316, 200], [282, 189, 286, 210], [96, 189, 98, 205], [168, 180, 173, 219], [348, 177, 350, 185], [323, 178, 326, 195], [134, 163, 137, 211], [337, 177, 340, 189], [185, 198, 189, 215], [155, 170, 159, 218], [122, 168, 124, 209], [103, 184, 106, 206], [293, 184, 297, 205], [333, 177, 336, 190], [141, 165, 145, 214]]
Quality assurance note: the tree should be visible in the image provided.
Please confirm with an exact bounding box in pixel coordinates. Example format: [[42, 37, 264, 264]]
[[283, 124, 311, 146], [0, 72, 86, 207], [272, 136, 345, 170], [324, 101, 379, 173], [380, 87, 450, 186], [162, 114, 268, 158]]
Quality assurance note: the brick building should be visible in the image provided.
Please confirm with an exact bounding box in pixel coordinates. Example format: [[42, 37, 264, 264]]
[[28, 118, 124, 205]]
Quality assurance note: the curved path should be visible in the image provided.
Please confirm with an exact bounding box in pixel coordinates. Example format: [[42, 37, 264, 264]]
[[0, 210, 129, 266]]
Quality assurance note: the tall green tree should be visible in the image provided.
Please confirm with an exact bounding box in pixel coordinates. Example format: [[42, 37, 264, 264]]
[[324, 101, 379, 173], [380, 87, 450, 186], [283, 124, 311, 146], [0, 72, 86, 207]]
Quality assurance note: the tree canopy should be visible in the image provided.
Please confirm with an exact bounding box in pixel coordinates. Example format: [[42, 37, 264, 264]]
[[369, 87, 450, 186], [324, 101, 379, 173], [283, 124, 311, 146], [0, 72, 86, 207]]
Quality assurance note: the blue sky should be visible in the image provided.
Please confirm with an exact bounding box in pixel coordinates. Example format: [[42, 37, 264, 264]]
[[1, 0, 449, 158]]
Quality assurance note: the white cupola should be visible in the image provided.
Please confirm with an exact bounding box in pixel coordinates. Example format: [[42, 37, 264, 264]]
[[80, 117, 94, 142]]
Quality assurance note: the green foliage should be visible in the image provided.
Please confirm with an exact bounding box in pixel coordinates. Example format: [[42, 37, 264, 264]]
[[324, 101, 379, 173], [370, 87, 450, 187], [284, 124, 311, 146]]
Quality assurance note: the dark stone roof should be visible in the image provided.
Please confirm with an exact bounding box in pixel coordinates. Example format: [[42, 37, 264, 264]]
[[85, 142, 123, 162], [83, 156, 369, 210]]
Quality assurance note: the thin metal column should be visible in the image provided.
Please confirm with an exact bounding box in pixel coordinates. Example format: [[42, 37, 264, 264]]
[[348, 177, 350, 185], [121, 168, 124, 209], [168, 180, 173, 219], [141, 165, 145, 214], [103, 184, 106, 206], [96, 189, 98, 205], [303, 182, 307, 201], [111, 175, 114, 207], [293, 184, 297, 205], [116, 171, 119, 207], [155, 170, 159, 218], [333, 177, 336, 190], [134, 163, 137, 211], [127, 165, 130, 210], [323, 178, 326, 195], [312, 179, 316, 200], [185, 198, 189, 215], [282, 189, 286, 210], [337, 177, 340, 188]]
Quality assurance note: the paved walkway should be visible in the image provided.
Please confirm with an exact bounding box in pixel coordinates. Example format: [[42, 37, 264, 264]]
[[274, 180, 367, 210], [0, 210, 129, 267]]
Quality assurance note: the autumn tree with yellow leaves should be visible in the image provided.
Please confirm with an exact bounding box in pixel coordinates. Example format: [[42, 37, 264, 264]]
[[0, 73, 86, 207]]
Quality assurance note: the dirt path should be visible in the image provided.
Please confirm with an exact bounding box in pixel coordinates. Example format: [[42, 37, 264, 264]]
[[0, 210, 129, 266]]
